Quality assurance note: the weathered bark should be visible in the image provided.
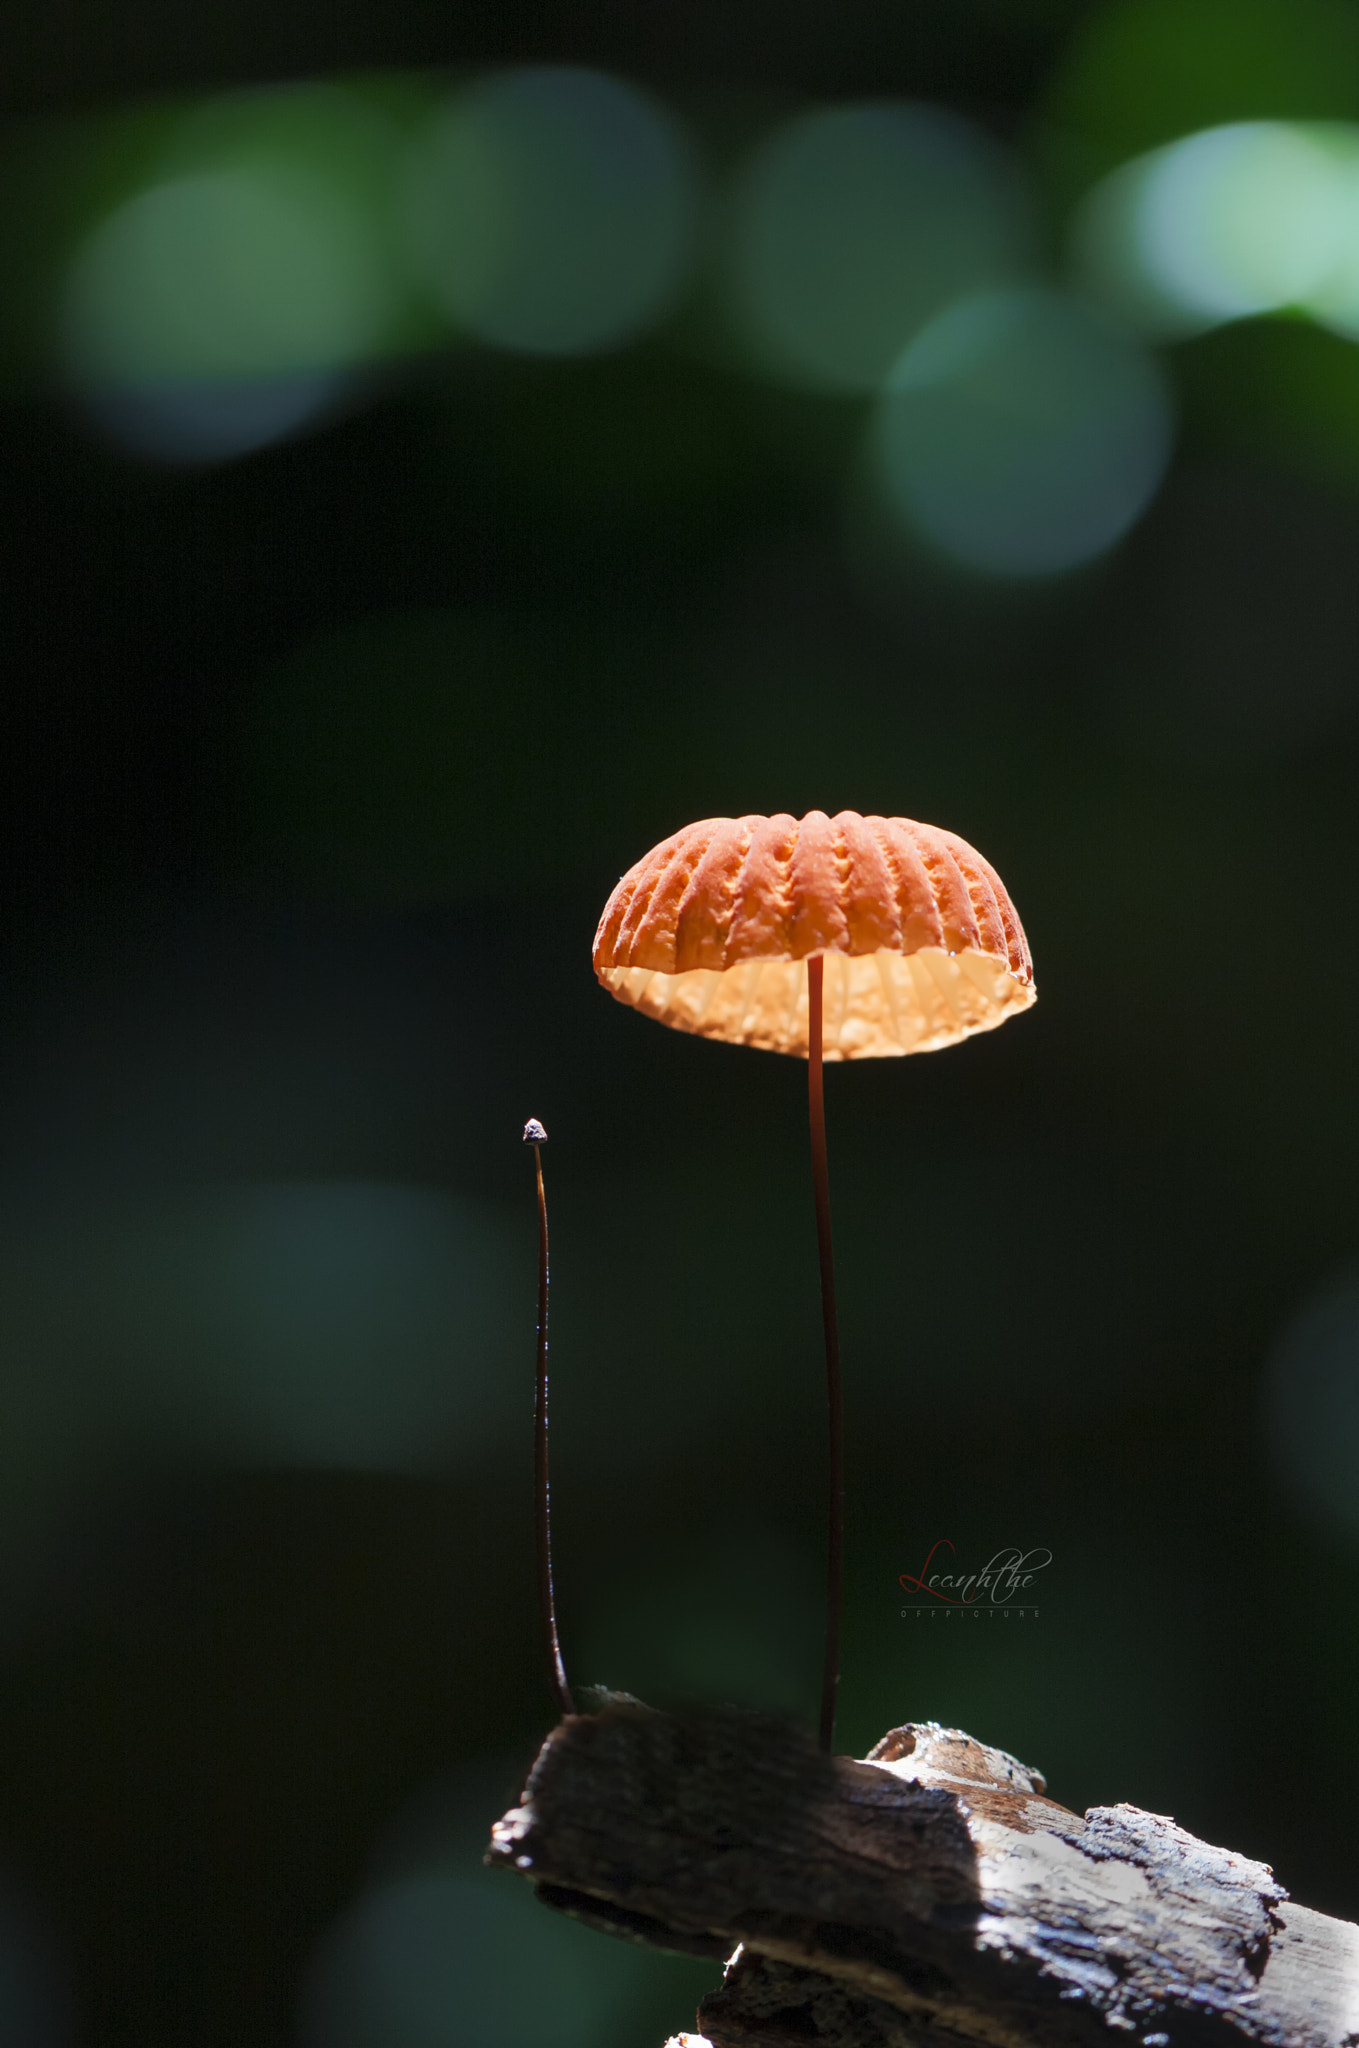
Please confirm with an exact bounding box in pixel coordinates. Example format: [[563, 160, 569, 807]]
[[486, 1698, 1359, 2048]]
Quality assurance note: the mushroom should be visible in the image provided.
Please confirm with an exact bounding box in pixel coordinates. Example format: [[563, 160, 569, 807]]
[[523, 1117, 573, 1719], [592, 810, 1034, 1750]]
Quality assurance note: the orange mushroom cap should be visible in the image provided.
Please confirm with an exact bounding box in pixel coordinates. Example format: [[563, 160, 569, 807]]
[[592, 810, 1035, 1061]]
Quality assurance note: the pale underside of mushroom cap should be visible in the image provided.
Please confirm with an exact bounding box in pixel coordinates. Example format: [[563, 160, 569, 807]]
[[593, 810, 1035, 1061]]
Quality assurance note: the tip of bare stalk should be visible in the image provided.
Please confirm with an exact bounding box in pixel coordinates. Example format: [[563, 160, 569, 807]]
[[522, 1118, 548, 1144]]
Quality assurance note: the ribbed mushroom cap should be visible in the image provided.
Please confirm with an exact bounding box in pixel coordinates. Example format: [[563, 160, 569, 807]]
[[593, 811, 1034, 1060]]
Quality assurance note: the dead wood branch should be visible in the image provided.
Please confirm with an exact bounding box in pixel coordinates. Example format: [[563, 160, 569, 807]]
[[487, 1699, 1359, 2048]]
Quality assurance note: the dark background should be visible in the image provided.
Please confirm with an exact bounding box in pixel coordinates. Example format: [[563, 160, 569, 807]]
[[0, 0, 1358, 2043]]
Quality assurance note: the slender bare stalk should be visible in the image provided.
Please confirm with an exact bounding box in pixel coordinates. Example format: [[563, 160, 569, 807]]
[[524, 1119, 574, 1718], [806, 958, 843, 1754]]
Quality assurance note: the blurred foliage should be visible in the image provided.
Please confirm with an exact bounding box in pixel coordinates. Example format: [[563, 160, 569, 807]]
[[1040, 0, 1359, 193]]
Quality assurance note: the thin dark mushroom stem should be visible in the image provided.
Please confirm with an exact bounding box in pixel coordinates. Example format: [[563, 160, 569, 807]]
[[525, 1120, 574, 1719], [807, 957, 843, 1754]]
